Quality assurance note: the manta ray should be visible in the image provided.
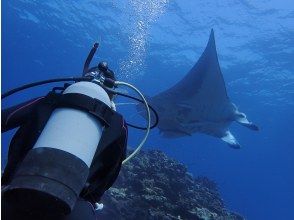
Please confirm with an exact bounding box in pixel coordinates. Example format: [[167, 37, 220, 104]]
[[143, 29, 258, 148]]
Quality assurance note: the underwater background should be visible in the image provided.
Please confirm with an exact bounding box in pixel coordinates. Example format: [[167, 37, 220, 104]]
[[1, 0, 294, 219]]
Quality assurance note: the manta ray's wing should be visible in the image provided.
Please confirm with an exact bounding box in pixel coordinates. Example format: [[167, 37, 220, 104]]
[[152, 29, 230, 107]]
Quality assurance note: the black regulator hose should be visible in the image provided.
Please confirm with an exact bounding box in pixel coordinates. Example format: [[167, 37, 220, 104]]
[[101, 86, 159, 130], [117, 92, 159, 130], [1, 77, 92, 99]]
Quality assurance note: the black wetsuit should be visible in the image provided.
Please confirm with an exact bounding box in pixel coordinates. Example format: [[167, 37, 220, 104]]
[[2, 96, 127, 220]]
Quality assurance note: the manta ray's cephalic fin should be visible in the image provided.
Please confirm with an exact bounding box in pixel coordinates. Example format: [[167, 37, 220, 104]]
[[221, 131, 241, 149], [232, 104, 259, 131]]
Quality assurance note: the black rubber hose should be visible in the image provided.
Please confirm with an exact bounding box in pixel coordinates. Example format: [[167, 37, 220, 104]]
[[101, 86, 159, 130], [1, 77, 92, 99], [118, 92, 159, 130]]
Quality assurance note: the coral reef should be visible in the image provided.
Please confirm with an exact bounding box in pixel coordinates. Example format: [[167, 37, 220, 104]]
[[97, 150, 244, 220]]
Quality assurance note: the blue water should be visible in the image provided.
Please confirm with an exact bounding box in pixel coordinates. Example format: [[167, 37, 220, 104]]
[[2, 1, 294, 219]]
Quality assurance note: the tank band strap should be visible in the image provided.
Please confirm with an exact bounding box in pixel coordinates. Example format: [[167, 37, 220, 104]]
[[56, 93, 113, 127]]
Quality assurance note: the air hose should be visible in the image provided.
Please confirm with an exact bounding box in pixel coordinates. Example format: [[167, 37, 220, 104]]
[[114, 81, 151, 165]]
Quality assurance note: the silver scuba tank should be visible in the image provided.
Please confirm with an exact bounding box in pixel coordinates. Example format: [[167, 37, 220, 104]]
[[4, 81, 111, 215]]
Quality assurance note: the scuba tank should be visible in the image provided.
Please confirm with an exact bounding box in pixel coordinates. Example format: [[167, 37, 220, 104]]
[[4, 81, 112, 215], [1, 43, 159, 217]]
